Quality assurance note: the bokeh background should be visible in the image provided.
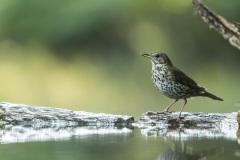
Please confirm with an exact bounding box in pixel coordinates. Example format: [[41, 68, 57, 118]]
[[0, 0, 239, 118]]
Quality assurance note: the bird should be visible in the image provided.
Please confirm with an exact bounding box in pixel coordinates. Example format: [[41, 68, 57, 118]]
[[141, 52, 223, 120]]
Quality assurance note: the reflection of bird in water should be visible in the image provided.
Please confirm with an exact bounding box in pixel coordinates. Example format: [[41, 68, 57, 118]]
[[156, 140, 224, 160]]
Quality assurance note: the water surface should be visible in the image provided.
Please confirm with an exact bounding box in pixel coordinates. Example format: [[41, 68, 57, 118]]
[[0, 127, 239, 160]]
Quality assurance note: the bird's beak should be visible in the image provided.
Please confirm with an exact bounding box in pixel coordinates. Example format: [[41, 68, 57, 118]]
[[141, 53, 151, 59]]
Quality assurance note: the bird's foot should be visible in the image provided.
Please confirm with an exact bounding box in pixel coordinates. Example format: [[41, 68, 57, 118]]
[[176, 116, 184, 121], [168, 116, 184, 123], [157, 110, 173, 114]]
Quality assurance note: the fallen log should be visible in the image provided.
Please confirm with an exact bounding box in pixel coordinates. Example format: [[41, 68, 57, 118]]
[[0, 102, 239, 144], [0, 102, 134, 127]]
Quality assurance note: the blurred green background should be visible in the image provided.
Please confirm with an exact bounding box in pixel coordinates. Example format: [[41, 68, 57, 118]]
[[0, 0, 239, 118]]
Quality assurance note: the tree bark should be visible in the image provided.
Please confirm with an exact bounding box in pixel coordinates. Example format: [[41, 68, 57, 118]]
[[192, 0, 240, 50]]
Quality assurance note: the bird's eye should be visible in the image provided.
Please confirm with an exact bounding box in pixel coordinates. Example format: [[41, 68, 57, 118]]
[[155, 54, 160, 58]]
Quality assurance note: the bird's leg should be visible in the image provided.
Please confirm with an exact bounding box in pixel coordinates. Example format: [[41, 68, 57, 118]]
[[177, 99, 187, 120], [157, 99, 178, 114]]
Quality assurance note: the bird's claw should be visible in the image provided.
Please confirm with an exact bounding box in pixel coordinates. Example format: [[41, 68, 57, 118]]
[[157, 110, 173, 114], [169, 116, 184, 122]]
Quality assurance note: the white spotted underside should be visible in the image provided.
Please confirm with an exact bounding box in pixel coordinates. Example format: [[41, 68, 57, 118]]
[[151, 65, 193, 99]]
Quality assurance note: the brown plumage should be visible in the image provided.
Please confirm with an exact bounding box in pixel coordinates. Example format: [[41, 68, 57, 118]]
[[141, 52, 223, 119]]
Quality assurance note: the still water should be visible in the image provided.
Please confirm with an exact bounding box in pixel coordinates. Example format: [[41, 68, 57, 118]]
[[0, 126, 239, 160]]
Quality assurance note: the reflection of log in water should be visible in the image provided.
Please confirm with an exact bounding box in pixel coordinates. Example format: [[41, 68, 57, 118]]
[[0, 125, 133, 144]]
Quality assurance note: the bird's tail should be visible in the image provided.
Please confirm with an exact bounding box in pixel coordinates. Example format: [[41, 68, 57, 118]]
[[203, 91, 223, 101]]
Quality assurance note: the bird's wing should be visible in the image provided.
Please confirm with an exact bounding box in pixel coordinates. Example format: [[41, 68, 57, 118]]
[[170, 66, 205, 91]]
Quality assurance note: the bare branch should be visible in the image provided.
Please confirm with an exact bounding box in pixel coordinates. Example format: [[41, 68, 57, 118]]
[[192, 0, 240, 50]]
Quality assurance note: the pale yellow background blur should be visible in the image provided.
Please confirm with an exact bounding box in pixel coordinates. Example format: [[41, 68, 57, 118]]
[[0, 0, 239, 118]]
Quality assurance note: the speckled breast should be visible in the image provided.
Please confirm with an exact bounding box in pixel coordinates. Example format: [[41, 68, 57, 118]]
[[151, 66, 191, 99]]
